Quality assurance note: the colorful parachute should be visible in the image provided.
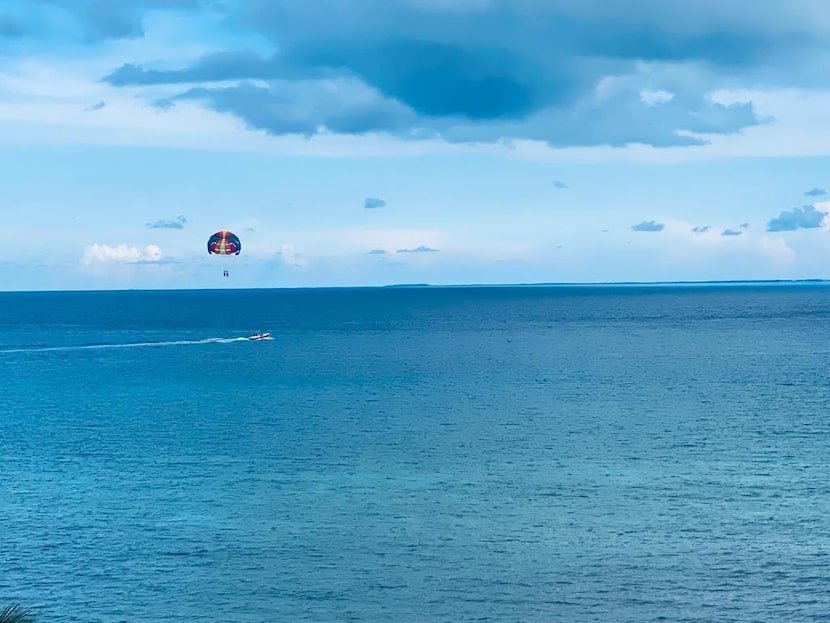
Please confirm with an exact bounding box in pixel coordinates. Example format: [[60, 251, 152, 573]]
[[207, 230, 241, 256]]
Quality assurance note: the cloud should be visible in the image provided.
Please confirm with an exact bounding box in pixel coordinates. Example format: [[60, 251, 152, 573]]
[[740, 222, 750, 228], [721, 228, 743, 236], [766, 205, 828, 232], [554, 180, 567, 189], [364, 197, 386, 209], [367, 249, 387, 254], [96, 0, 827, 148], [759, 236, 796, 265], [631, 220, 665, 232], [692, 225, 711, 233], [82, 243, 163, 265], [103, 51, 299, 86], [640, 90, 675, 106], [155, 80, 418, 138], [805, 187, 827, 196], [146, 215, 187, 229], [140, 63, 761, 148], [396, 245, 439, 253], [84, 100, 106, 112]]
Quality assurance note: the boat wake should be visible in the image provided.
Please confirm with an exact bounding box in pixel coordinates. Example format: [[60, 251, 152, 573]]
[[0, 335, 270, 354]]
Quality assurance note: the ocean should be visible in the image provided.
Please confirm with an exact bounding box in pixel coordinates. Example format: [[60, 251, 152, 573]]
[[1, 284, 830, 622]]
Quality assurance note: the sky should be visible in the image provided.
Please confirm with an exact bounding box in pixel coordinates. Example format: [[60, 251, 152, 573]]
[[4, 0, 830, 290]]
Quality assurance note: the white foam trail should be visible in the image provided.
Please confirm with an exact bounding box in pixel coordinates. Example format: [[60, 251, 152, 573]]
[[0, 335, 268, 354]]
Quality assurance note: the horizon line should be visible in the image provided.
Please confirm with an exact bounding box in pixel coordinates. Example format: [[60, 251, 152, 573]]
[[2, 278, 830, 295]]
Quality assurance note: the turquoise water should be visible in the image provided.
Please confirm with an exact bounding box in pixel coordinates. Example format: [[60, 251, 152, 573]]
[[2, 285, 830, 622]]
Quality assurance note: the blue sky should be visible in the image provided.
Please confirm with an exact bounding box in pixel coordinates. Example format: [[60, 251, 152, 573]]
[[4, 0, 830, 290]]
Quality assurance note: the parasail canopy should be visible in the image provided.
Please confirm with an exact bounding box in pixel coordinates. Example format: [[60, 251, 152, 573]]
[[207, 230, 241, 256]]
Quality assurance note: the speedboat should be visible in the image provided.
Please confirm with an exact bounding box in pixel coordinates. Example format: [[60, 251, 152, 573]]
[[248, 331, 271, 341]]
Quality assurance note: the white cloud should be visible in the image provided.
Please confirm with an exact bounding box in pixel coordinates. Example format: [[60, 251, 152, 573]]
[[640, 89, 675, 106], [759, 235, 797, 265], [816, 201, 830, 231], [82, 243, 163, 265]]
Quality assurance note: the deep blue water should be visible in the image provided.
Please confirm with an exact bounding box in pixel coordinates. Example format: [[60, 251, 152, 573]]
[[2, 285, 830, 622]]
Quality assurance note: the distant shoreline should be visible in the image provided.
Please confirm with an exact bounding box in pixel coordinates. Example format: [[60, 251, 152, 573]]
[[2, 279, 830, 295], [382, 279, 830, 288]]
